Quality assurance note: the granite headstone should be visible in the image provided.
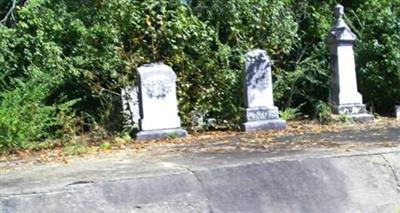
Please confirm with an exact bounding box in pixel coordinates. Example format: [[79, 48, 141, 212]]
[[242, 49, 286, 132], [136, 63, 187, 140], [327, 4, 374, 123]]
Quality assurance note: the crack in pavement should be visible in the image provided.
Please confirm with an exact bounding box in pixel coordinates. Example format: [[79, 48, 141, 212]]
[[184, 167, 214, 213], [66, 180, 96, 187], [381, 155, 400, 193], [158, 161, 214, 213]]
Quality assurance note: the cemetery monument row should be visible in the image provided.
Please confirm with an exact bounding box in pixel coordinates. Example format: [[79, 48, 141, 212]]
[[242, 49, 286, 132], [136, 62, 188, 140], [327, 4, 374, 123]]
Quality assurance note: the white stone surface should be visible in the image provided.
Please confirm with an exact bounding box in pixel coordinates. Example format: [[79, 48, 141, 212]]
[[396, 106, 400, 120], [336, 44, 363, 105], [244, 49, 274, 108], [137, 63, 182, 131]]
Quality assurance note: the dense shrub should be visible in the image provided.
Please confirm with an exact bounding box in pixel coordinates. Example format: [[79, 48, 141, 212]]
[[0, 0, 399, 152], [0, 73, 57, 151], [350, 0, 400, 113]]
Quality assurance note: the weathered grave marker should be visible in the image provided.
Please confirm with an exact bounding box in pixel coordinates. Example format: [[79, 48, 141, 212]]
[[121, 86, 140, 129], [327, 4, 374, 122], [242, 49, 286, 132], [396, 105, 400, 120], [136, 63, 187, 140]]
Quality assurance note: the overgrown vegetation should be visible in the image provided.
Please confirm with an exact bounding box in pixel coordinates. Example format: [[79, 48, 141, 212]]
[[0, 0, 399, 153]]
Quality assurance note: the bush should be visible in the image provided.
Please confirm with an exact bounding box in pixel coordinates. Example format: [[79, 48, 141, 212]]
[[350, 0, 400, 114], [0, 73, 57, 152]]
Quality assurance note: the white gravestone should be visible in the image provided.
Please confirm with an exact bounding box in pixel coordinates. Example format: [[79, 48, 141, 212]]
[[121, 86, 140, 129], [396, 106, 400, 120], [136, 63, 187, 140], [242, 49, 286, 132], [327, 4, 374, 123]]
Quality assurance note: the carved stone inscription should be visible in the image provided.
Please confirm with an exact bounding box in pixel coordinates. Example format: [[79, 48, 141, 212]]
[[143, 79, 173, 99], [246, 108, 279, 121]]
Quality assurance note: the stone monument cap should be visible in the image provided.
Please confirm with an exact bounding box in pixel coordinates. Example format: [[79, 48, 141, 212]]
[[328, 4, 356, 43], [245, 49, 271, 63], [334, 4, 345, 20], [138, 62, 176, 76]]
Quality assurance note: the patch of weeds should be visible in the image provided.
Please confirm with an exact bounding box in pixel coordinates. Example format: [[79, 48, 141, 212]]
[[63, 144, 90, 156], [339, 114, 352, 123], [24, 139, 64, 151], [167, 132, 179, 139], [100, 142, 112, 150], [315, 101, 333, 124], [280, 107, 302, 121], [111, 133, 131, 148], [373, 113, 382, 120], [62, 137, 92, 156]]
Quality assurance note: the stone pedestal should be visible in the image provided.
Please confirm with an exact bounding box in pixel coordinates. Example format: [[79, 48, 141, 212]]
[[136, 63, 187, 140], [242, 49, 286, 132], [327, 4, 373, 123]]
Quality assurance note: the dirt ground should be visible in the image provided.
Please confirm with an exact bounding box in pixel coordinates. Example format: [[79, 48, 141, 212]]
[[1, 118, 399, 171]]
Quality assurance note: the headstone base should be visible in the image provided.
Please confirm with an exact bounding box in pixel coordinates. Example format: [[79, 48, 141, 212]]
[[242, 107, 286, 132], [244, 107, 279, 121], [345, 114, 375, 123], [333, 103, 368, 115], [332, 103, 374, 123], [136, 128, 188, 141], [242, 120, 286, 132]]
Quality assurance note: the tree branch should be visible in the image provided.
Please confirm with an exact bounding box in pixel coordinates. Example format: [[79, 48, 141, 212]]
[[1, 0, 17, 25]]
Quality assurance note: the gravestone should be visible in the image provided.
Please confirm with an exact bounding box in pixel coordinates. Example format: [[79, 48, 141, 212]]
[[327, 4, 374, 123], [242, 49, 286, 132], [136, 63, 187, 140], [121, 86, 140, 129], [396, 106, 400, 120]]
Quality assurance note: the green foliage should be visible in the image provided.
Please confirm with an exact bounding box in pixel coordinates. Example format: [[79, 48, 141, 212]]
[[315, 101, 333, 124], [0, 0, 399, 152], [0, 73, 57, 152], [350, 0, 400, 113], [100, 142, 112, 150], [190, 0, 298, 54], [274, 0, 333, 114], [280, 107, 302, 121], [63, 141, 91, 156], [339, 114, 351, 123]]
